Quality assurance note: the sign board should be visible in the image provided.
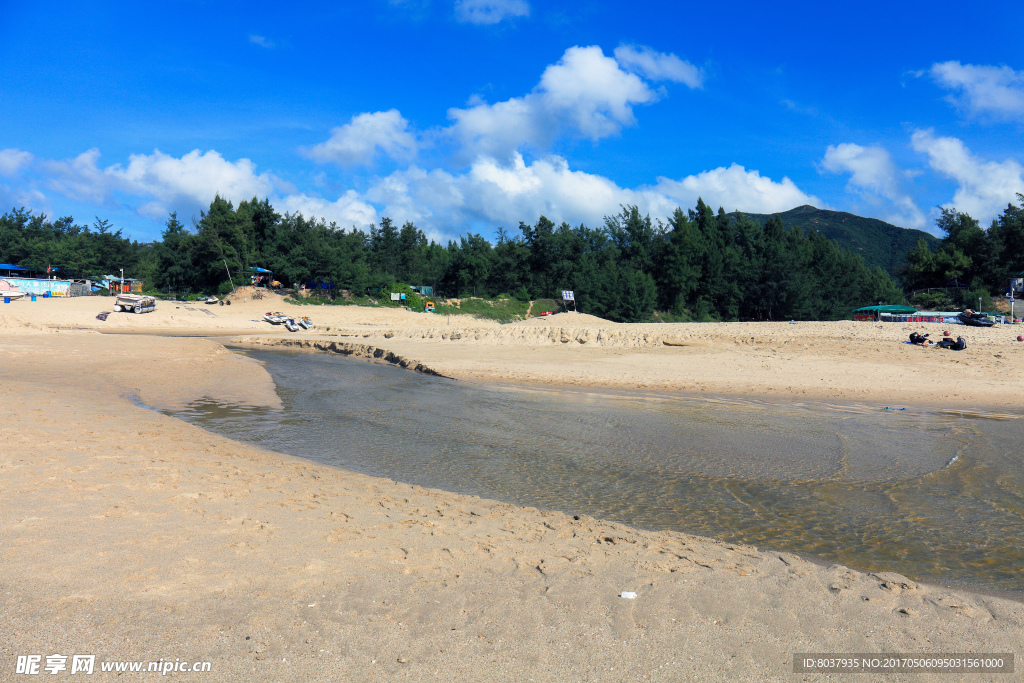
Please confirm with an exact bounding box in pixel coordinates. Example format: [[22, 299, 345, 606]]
[[561, 290, 575, 301], [390, 293, 401, 301]]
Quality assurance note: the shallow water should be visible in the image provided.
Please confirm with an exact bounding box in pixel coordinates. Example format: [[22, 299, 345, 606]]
[[170, 347, 1024, 598]]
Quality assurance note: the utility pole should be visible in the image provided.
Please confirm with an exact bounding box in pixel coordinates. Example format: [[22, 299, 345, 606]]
[[223, 259, 236, 292]]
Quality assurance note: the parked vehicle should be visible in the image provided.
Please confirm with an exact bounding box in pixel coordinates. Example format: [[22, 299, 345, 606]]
[[113, 294, 156, 313], [263, 311, 287, 324]]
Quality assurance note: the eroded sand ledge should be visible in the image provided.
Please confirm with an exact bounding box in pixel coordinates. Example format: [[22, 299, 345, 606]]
[[236, 336, 452, 378], [2, 300, 1023, 681]]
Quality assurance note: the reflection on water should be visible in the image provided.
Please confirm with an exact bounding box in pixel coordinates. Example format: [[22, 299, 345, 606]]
[[171, 347, 1024, 598]]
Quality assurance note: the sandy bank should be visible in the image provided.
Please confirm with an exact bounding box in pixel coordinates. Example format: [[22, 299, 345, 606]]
[[1, 330, 1022, 681], [6, 295, 1022, 406], [238, 321, 1024, 409], [14, 294, 1024, 405]]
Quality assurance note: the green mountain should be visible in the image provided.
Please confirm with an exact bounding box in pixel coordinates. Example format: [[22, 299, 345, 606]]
[[726, 205, 940, 273]]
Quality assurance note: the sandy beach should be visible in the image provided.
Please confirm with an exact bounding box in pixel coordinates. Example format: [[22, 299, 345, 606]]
[[2, 294, 1022, 681]]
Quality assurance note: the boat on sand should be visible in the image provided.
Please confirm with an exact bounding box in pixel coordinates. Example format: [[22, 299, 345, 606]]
[[958, 310, 996, 327]]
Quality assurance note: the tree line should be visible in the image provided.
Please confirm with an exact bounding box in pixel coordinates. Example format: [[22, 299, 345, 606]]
[[11, 194, 1023, 323], [901, 195, 1024, 311]]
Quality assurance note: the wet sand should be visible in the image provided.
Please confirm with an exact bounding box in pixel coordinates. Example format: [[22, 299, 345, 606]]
[[1, 297, 1023, 680]]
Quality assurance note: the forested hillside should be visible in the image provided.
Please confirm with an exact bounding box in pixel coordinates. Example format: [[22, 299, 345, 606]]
[[726, 205, 941, 273], [900, 196, 1024, 311], [2, 197, 908, 322]]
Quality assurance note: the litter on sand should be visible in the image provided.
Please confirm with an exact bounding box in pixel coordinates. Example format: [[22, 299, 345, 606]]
[[620, 591, 637, 599]]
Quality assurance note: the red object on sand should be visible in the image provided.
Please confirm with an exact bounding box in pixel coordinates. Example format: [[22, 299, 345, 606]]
[[943, 330, 951, 336], [1017, 335, 1024, 342]]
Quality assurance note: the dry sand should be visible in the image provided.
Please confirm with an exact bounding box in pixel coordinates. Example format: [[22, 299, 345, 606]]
[[2, 296, 1023, 681]]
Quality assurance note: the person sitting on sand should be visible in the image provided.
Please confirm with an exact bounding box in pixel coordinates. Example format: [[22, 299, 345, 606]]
[[908, 332, 932, 346], [937, 335, 967, 350]]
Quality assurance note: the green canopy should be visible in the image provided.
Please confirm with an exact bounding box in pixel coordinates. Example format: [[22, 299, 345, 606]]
[[853, 305, 917, 314]]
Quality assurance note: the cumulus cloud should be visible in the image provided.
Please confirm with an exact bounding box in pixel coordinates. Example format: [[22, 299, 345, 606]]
[[911, 129, 1024, 223], [930, 61, 1024, 121], [307, 45, 698, 166], [42, 149, 112, 203], [447, 45, 657, 159], [821, 143, 925, 228], [304, 110, 417, 166], [362, 154, 641, 233], [454, 0, 529, 24], [344, 154, 818, 238], [539, 46, 656, 137], [613, 45, 703, 88], [652, 164, 821, 215], [42, 148, 276, 214], [276, 191, 379, 228], [0, 149, 33, 177]]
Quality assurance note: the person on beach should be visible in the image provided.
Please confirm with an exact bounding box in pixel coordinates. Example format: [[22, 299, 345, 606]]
[[909, 332, 932, 346], [937, 335, 967, 350]]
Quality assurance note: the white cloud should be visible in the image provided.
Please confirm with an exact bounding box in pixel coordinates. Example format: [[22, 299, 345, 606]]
[[276, 191, 379, 228], [0, 184, 47, 213], [351, 154, 818, 239], [821, 143, 925, 228], [930, 61, 1024, 121], [614, 45, 703, 88], [447, 45, 657, 159], [0, 149, 33, 177], [42, 148, 111, 203], [653, 163, 820, 215], [304, 110, 417, 166], [249, 35, 274, 48], [42, 148, 276, 212], [445, 96, 544, 160], [911, 129, 1024, 223], [454, 0, 529, 24], [539, 45, 656, 138], [307, 45, 696, 166], [114, 150, 274, 204]]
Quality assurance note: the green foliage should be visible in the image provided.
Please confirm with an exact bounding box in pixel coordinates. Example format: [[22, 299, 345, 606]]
[[727, 204, 941, 273], [8, 193, 967, 323], [531, 298, 560, 315], [379, 283, 423, 311], [962, 287, 994, 312], [899, 196, 1024, 304], [433, 297, 530, 323], [0, 208, 154, 281], [909, 289, 955, 311]]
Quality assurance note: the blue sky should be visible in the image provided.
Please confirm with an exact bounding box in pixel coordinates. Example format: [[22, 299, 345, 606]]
[[2, 0, 1023, 243]]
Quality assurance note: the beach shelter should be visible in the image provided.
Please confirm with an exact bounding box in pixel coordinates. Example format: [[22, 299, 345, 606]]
[[852, 305, 916, 322], [248, 266, 273, 287]]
